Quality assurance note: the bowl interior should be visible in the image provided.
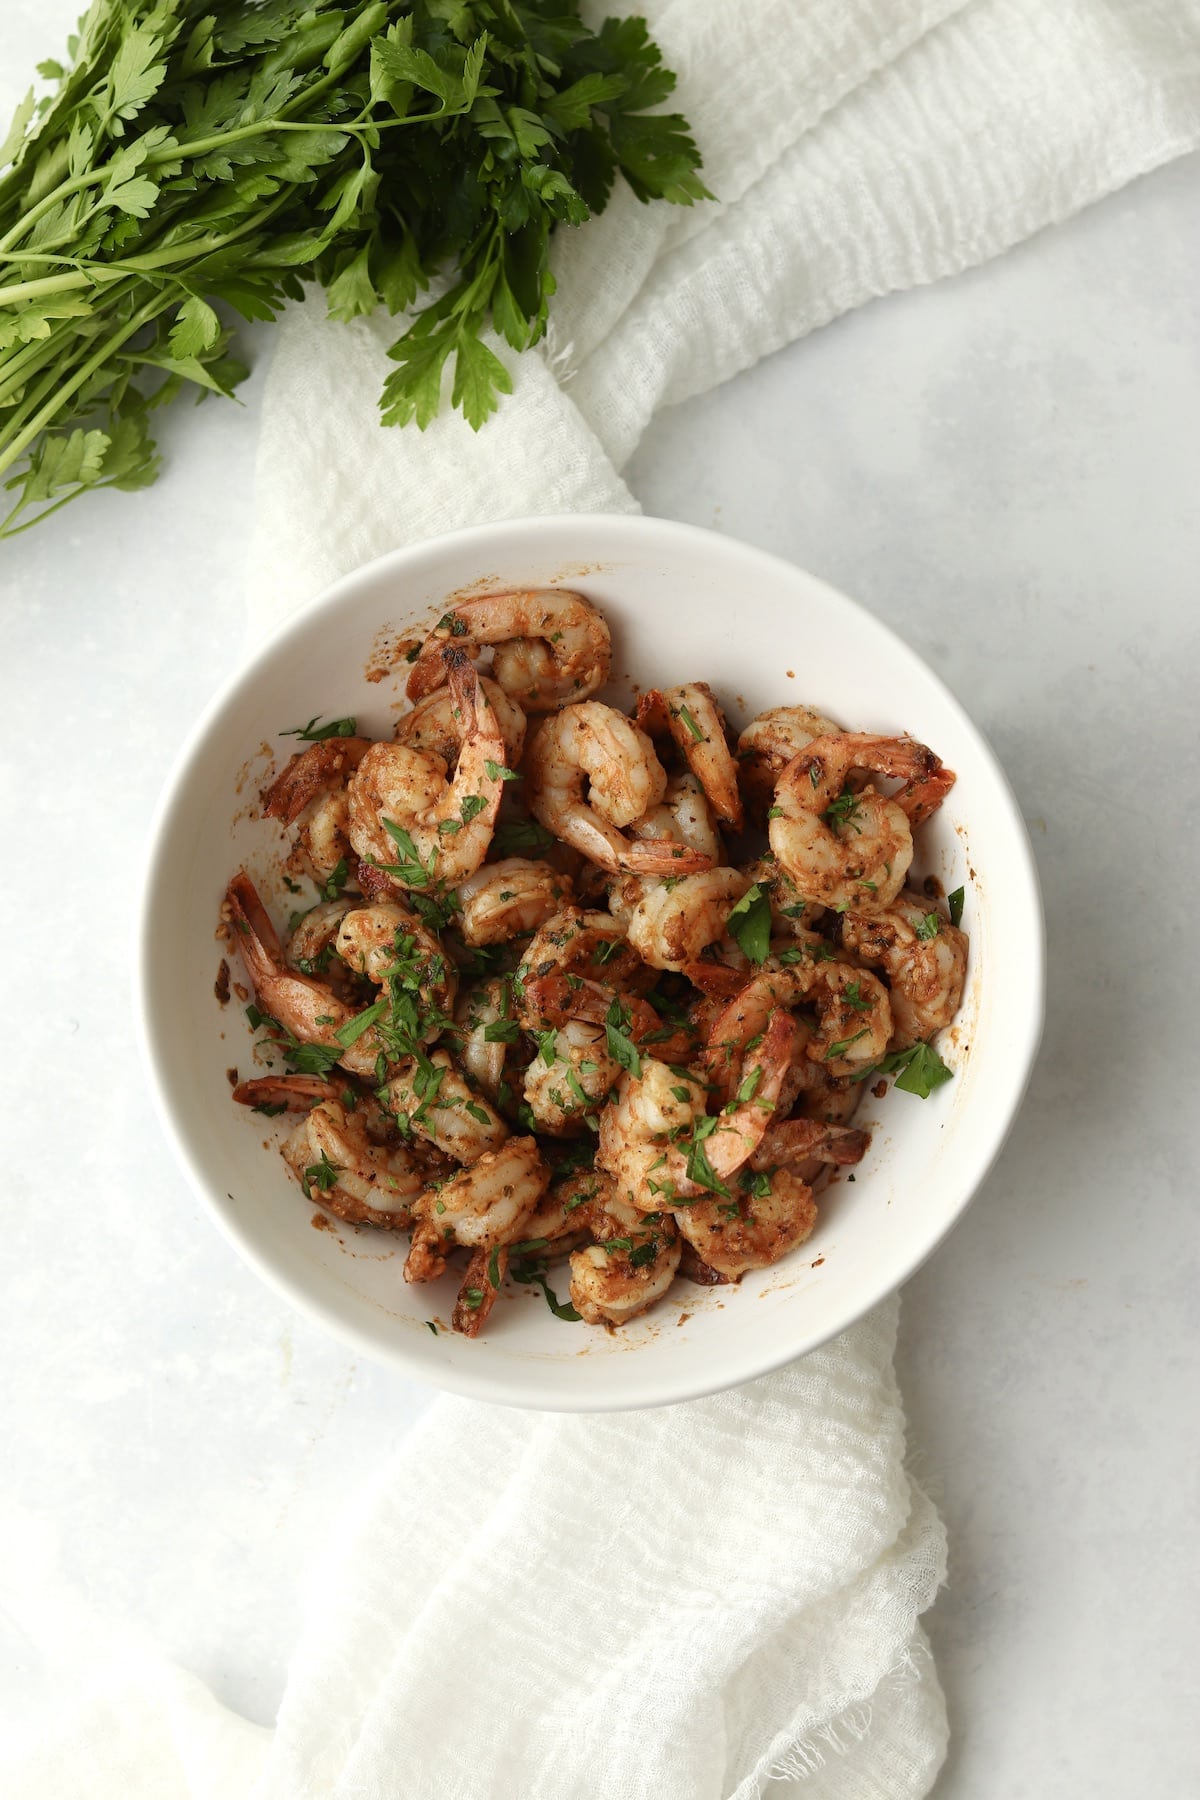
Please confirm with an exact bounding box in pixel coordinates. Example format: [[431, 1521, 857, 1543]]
[[140, 515, 1041, 1410]]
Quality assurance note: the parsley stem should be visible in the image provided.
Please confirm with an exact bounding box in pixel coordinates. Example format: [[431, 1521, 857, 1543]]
[[0, 294, 167, 478]]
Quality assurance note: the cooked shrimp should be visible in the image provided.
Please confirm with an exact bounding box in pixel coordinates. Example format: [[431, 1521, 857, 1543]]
[[769, 734, 954, 913], [405, 1136, 550, 1282], [286, 899, 354, 973], [514, 1169, 602, 1254], [396, 677, 526, 768], [455, 858, 574, 946], [607, 773, 725, 925], [335, 901, 457, 1037], [225, 871, 384, 1079], [519, 908, 655, 1015], [568, 1189, 681, 1326], [383, 1051, 509, 1164], [347, 650, 507, 887], [736, 705, 843, 824], [262, 737, 373, 824], [406, 589, 611, 712], [305, 1097, 433, 1222], [523, 1018, 621, 1136], [702, 958, 892, 1082], [598, 1016, 798, 1209], [627, 867, 752, 972], [673, 1168, 818, 1279], [739, 855, 822, 936], [280, 1099, 432, 1228], [455, 977, 521, 1103], [841, 892, 968, 1048], [636, 683, 743, 828], [262, 736, 372, 885], [526, 705, 712, 876]]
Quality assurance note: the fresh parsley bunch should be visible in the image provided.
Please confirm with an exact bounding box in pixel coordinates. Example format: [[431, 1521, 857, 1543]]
[[0, 0, 707, 537]]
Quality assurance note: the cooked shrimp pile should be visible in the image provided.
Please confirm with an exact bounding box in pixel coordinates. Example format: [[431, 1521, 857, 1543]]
[[222, 588, 968, 1339]]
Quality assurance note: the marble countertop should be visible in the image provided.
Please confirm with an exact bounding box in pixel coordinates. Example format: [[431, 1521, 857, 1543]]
[[2, 59, 1197, 1789]]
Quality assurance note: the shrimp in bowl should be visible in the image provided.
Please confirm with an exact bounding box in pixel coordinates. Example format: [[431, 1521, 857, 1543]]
[[216, 576, 971, 1348]]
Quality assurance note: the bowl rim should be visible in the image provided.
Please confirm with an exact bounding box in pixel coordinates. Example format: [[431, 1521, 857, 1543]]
[[136, 512, 1045, 1411]]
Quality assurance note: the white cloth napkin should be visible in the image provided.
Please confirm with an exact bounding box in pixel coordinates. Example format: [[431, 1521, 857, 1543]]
[[6, 1, 1199, 1795]]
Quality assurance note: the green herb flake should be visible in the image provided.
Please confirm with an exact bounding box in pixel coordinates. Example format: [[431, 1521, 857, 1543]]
[[677, 703, 705, 742], [604, 1000, 642, 1080], [484, 760, 520, 783], [825, 1028, 869, 1061], [726, 884, 772, 966], [282, 716, 357, 743], [948, 886, 966, 928], [915, 912, 941, 941]]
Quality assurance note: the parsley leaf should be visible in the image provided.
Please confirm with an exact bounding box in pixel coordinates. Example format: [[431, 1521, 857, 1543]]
[[282, 715, 357, 742], [604, 999, 642, 1079], [726, 884, 772, 966], [948, 886, 966, 928]]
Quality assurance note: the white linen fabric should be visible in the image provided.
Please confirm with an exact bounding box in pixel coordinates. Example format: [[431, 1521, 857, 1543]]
[[5, 0, 1199, 1794]]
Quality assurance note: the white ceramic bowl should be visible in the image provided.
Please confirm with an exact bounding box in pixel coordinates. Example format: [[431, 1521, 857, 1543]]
[[138, 514, 1043, 1411]]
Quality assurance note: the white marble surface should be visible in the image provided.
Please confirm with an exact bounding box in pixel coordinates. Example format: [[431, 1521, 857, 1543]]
[[2, 73, 1198, 1794]]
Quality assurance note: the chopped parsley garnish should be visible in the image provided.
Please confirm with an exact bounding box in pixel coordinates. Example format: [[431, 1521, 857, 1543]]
[[464, 1100, 493, 1125], [484, 761, 520, 783], [483, 1018, 522, 1045], [375, 819, 435, 888], [462, 1287, 485, 1311], [825, 1028, 869, 1061], [604, 999, 642, 1079], [726, 883, 772, 965], [915, 912, 941, 941], [321, 858, 350, 902], [533, 1028, 559, 1068], [823, 789, 862, 832], [425, 1321, 438, 1336], [676, 703, 705, 742], [335, 999, 388, 1048], [868, 1042, 955, 1098], [948, 886, 966, 928], [494, 819, 555, 856], [301, 1152, 339, 1197], [288, 1043, 344, 1077], [842, 982, 874, 1013], [282, 716, 357, 743], [251, 1101, 288, 1118], [487, 1247, 503, 1288], [734, 1066, 762, 1105], [684, 1116, 730, 1198], [460, 794, 488, 826]]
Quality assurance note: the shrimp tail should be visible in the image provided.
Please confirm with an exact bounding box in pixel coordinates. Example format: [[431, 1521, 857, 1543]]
[[453, 1247, 507, 1337], [442, 644, 479, 730], [261, 738, 371, 823], [232, 1075, 342, 1111], [751, 1119, 871, 1170], [225, 871, 284, 986]]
